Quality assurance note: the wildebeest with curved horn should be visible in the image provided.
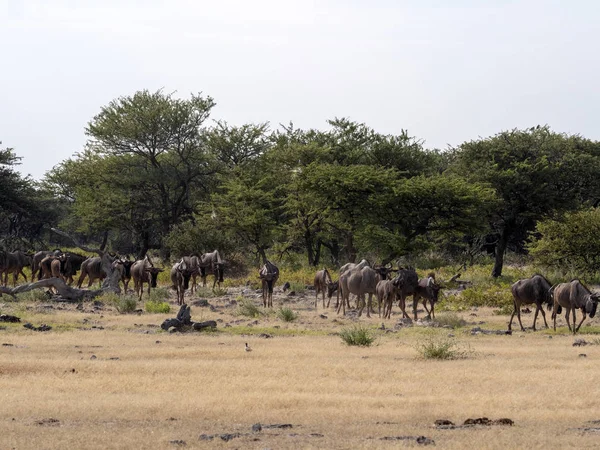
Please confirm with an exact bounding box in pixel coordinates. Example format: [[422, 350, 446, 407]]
[[313, 267, 334, 309], [508, 274, 553, 331], [412, 273, 442, 321], [171, 259, 195, 305], [552, 280, 599, 334], [131, 255, 164, 301], [259, 260, 279, 308]]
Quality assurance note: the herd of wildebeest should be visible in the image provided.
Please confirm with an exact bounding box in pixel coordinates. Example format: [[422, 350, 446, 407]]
[[0, 249, 598, 334]]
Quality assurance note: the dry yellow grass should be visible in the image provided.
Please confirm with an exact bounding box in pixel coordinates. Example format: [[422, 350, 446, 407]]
[[2, 289, 600, 449]]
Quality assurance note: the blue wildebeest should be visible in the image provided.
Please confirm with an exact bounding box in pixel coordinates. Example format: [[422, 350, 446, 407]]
[[199, 250, 225, 290], [412, 273, 442, 321], [170, 259, 195, 305], [390, 267, 419, 320], [77, 256, 107, 288], [376, 277, 402, 319], [131, 255, 164, 301], [337, 262, 392, 318], [259, 260, 279, 308], [313, 268, 334, 309], [2, 250, 32, 286], [552, 280, 599, 334], [509, 274, 553, 331]]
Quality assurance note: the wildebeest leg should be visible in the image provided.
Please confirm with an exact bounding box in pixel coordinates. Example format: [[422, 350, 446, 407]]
[[262, 280, 266, 307], [531, 305, 540, 331], [508, 300, 518, 331], [516, 300, 526, 331], [539, 307, 548, 329], [565, 308, 572, 332], [412, 295, 419, 321], [357, 294, 365, 317], [366, 293, 373, 318], [422, 300, 431, 320], [575, 309, 587, 333]]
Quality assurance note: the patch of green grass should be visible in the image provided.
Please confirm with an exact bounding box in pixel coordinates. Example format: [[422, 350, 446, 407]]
[[145, 300, 171, 314], [235, 299, 264, 318], [100, 292, 138, 314], [415, 334, 469, 360], [339, 325, 376, 347], [14, 289, 49, 302], [276, 307, 298, 322], [147, 287, 170, 303], [287, 281, 307, 294], [434, 312, 467, 329], [222, 326, 327, 337]]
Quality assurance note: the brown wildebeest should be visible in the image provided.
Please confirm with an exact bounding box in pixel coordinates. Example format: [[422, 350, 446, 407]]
[[199, 250, 225, 290], [170, 259, 194, 305], [77, 257, 107, 288], [39, 254, 67, 281], [131, 255, 164, 301], [117, 258, 134, 293], [508, 274, 553, 331], [2, 250, 33, 286], [32, 249, 62, 279], [259, 260, 279, 308], [376, 277, 402, 319], [552, 280, 599, 334], [313, 268, 334, 308], [391, 267, 419, 320], [326, 281, 339, 308], [60, 252, 88, 285], [412, 273, 442, 321], [337, 262, 390, 318]]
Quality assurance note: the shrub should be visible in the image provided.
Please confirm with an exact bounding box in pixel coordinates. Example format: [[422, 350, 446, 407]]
[[434, 312, 467, 329], [339, 326, 376, 347], [101, 292, 138, 314], [446, 283, 513, 310], [277, 307, 298, 322], [145, 300, 171, 314], [147, 287, 170, 303], [114, 297, 138, 314], [415, 334, 468, 360], [235, 299, 263, 318], [15, 289, 48, 302]]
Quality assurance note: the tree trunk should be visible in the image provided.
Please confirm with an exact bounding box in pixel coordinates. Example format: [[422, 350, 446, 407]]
[[305, 229, 315, 266], [345, 233, 356, 263], [492, 224, 513, 278], [313, 239, 322, 267]]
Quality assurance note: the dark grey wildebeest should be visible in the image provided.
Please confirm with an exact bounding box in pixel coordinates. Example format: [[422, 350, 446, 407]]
[[199, 250, 225, 290], [259, 260, 279, 308], [412, 273, 442, 321], [31, 249, 62, 280], [131, 255, 164, 301], [552, 280, 599, 334], [391, 267, 419, 320], [313, 268, 334, 309], [509, 274, 554, 331], [2, 250, 32, 286], [170, 259, 195, 305], [77, 256, 107, 288]]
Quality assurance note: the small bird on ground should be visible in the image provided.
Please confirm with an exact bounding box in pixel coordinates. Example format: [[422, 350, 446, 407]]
[[245, 343, 252, 352]]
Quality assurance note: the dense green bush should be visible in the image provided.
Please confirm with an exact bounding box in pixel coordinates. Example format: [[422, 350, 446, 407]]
[[145, 300, 171, 314], [339, 326, 375, 347], [235, 299, 263, 318], [276, 307, 298, 322], [415, 334, 468, 360]]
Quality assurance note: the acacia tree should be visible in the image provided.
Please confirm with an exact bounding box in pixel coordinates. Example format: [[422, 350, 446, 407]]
[[450, 126, 600, 277], [46, 90, 219, 256]]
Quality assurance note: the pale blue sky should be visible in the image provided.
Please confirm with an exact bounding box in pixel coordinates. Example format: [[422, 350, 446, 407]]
[[2, 0, 599, 179]]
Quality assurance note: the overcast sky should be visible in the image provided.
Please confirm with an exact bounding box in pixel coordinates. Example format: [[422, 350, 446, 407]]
[[2, 0, 599, 180]]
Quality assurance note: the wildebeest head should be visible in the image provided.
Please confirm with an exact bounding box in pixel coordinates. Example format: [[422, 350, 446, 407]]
[[215, 261, 225, 283], [374, 263, 393, 281], [327, 280, 339, 299], [147, 268, 163, 288], [176, 259, 193, 290], [586, 293, 600, 318]]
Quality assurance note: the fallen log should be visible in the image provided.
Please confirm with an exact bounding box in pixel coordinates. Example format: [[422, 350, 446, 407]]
[[161, 304, 217, 332], [0, 278, 103, 302]]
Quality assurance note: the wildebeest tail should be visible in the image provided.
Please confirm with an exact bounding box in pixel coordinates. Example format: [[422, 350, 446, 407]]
[[556, 305, 562, 315]]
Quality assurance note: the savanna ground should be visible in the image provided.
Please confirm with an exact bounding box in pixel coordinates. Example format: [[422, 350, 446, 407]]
[[2, 264, 600, 449]]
